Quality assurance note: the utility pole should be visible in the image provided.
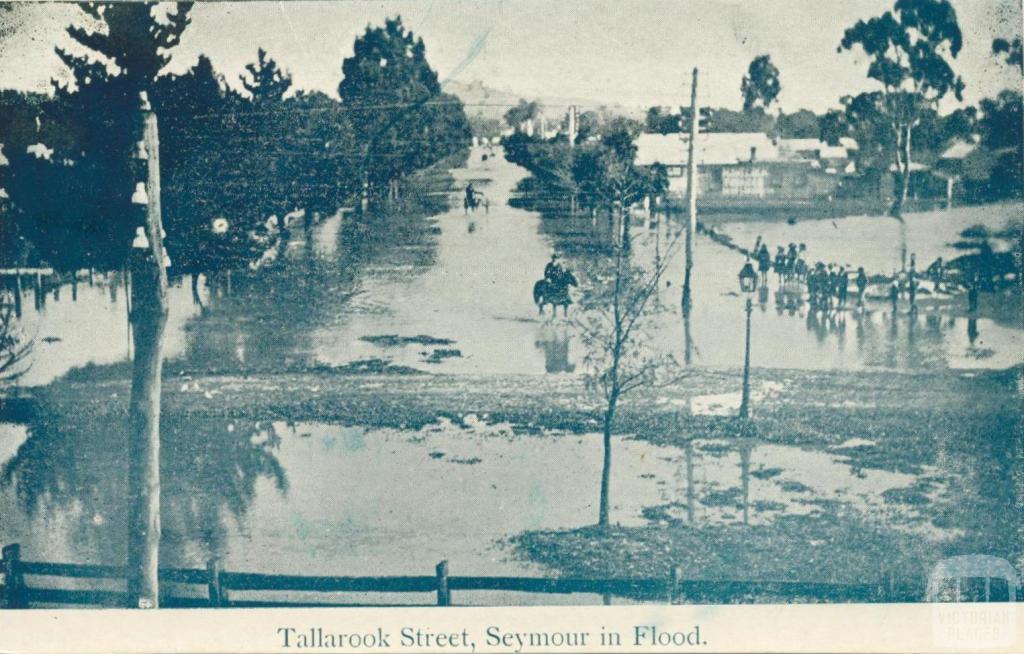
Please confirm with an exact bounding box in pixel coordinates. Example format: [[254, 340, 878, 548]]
[[568, 105, 578, 215], [567, 105, 578, 148], [682, 67, 699, 312], [126, 91, 168, 609]]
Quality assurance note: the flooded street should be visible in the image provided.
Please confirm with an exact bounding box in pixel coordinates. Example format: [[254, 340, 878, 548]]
[[10, 147, 1023, 386], [1, 148, 1020, 603]]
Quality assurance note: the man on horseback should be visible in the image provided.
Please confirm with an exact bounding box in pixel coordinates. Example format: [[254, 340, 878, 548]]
[[464, 183, 481, 214], [534, 253, 577, 316], [544, 254, 563, 283]]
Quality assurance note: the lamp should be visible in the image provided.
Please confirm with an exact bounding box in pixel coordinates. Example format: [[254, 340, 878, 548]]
[[738, 258, 758, 294], [738, 259, 756, 419]]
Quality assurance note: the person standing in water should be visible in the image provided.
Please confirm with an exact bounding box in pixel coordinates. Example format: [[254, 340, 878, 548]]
[[757, 244, 771, 285], [837, 267, 849, 308], [856, 267, 868, 305]]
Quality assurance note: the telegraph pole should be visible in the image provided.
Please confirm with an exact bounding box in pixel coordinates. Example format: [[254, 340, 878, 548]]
[[682, 67, 699, 311], [568, 105, 578, 215], [567, 105, 578, 148], [126, 91, 168, 609]]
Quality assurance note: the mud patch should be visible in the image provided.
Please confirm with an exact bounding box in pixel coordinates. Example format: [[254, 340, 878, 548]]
[[361, 334, 455, 347]]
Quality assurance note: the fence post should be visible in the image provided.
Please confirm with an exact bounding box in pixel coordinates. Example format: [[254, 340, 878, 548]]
[[435, 560, 450, 607], [667, 566, 681, 604], [207, 559, 226, 607], [878, 570, 894, 602], [2, 544, 26, 609]]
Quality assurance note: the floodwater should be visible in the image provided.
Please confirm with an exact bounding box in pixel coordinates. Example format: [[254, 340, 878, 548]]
[[0, 146, 1019, 603], [7, 146, 1023, 386], [0, 411, 997, 604]]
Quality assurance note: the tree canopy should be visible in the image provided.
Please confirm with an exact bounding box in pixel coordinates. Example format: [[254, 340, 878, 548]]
[[1, 8, 469, 275], [741, 55, 781, 112], [839, 0, 964, 215], [338, 16, 469, 192]]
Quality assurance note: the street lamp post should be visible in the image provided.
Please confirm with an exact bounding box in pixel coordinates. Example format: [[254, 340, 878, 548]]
[[738, 258, 757, 419]]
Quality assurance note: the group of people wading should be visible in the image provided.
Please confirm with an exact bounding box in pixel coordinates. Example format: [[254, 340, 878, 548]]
[[748, 236, 870, 311], [748, 235, 952, 314]]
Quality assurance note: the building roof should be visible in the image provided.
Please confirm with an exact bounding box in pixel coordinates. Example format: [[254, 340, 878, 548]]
[[635, 132, 782, 167], [819, 144, 850, 160], [888, 161, 930, 172], [778, 138, 822, 153], [940, 139, 978, 160], [637, 132, 860, 168], [778, 138, 856, 161]]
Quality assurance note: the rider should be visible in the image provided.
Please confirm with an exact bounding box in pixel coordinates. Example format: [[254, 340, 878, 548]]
[[544, 254, 563, 283], [465, 183, 477, 208]]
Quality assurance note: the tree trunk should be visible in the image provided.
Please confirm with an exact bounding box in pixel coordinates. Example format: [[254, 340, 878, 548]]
[[126, 103, 168, 609], [621, 209, 632, 251], [891, 124, 912, 218], [598, 392, 619, 529]]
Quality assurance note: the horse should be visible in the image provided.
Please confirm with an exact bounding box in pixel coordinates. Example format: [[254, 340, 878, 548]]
[[533, 270, 578, 316], [464, 193, 489, 215]]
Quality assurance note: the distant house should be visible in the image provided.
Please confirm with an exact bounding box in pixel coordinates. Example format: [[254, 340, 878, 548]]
[[931, 137, 993, 205], [635, 132, 849, 208], [778, 137, 858, 174]]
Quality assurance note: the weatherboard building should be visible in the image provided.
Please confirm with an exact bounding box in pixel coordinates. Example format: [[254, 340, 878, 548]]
[[634, 132, 857, 210]]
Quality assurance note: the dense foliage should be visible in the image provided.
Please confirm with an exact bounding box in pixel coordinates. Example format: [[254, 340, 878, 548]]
[[0, 5, 470, 274], [338, 17, 471, 198], [504, 113, 667, 215]]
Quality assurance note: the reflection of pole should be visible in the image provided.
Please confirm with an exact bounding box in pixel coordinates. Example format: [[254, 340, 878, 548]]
[[126, 92, 168, 609], [684, 441, 695, 525], [682, 67, 699, 310], [683, 303, 693, 365], [739, 298, 752, 419], [124, 267, 132, 357], [13, 274, 22, 318], [739, 442, 751, 525]]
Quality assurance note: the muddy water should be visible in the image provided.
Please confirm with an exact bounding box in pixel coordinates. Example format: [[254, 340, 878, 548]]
[[8, 147, 1024, 388], [8, 147, 1024, 386], [0, 416, 971, 604]]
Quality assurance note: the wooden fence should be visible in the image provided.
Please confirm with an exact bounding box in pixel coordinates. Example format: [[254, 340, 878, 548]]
[[1, 543, 917, 608]]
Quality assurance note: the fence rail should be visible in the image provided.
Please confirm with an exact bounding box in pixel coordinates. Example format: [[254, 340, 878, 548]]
[[0, 542, 935, 609]]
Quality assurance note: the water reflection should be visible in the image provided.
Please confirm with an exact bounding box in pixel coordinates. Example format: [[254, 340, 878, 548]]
[[0, 408, 287, 568], [10, 151, 1024, 383], [535, 323, 576, 373], [517, 174, 1022, 372], [0, 409, 1016, 596]]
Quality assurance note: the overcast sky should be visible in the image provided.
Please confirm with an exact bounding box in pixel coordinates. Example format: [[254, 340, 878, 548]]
[[1, 0, 1021, 113]]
